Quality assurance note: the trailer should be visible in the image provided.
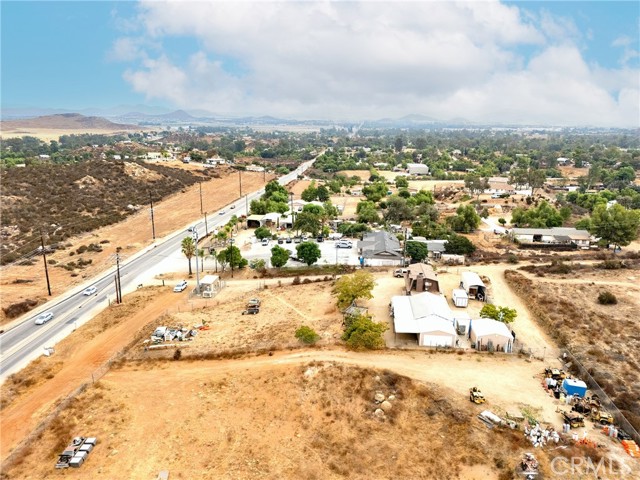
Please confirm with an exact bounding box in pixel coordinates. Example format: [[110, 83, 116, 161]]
[[452, 289, 469, 308]]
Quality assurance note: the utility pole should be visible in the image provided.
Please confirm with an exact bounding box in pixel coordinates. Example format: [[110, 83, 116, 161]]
[[115, 253, 123, 303], [199, 182, 204, 214], [149, 193, 156, 240], [40, 230, 52, 296]]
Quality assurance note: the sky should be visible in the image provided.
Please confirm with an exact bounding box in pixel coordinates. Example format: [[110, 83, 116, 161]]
[[1, 0, 639, 127]]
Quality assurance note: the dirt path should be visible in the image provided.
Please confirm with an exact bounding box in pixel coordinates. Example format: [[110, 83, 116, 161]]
[[0, 289, 184, 460]]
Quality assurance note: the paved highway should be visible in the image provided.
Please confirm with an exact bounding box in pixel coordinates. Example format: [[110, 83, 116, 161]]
[[0, 161, 313, 378]]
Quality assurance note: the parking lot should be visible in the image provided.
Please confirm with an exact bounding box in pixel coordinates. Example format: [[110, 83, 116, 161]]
[[241, 235, 362, 267]]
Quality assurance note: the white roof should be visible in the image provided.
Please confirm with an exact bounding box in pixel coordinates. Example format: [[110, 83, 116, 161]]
[[200, 275, 219, 285], [392, 292, 453, 334], [461, 271, 485, 288], [452, 288, 468, 298], [470, 318, 512, 339]]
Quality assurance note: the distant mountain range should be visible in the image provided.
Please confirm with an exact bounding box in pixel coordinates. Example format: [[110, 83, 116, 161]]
[[1, 113, 140, 132]]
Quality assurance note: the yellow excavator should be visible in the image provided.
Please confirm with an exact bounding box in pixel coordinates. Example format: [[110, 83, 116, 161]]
[[469, 387, 486, 404]]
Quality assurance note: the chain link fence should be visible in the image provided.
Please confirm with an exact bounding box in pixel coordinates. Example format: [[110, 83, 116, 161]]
[[562, 348, 640, 444]]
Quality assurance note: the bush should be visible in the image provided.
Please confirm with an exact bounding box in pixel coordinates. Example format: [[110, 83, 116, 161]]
[[597, 291, 617, 305], [507, 253, 519, 264], [292, 276, 301, 285], [173, 348, 182, 360], [295, 326, 320, 345]]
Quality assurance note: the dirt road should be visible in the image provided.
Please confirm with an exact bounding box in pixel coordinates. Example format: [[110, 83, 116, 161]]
[[0, 287, 184, 460]]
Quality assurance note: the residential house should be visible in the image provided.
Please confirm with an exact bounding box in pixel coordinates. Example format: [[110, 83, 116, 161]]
[[511, 227, 592, 249], [407, 163, 430, 175], [358, 231, 404, 266], [404, 263, 440, 294], [391, 292, 456, 347]]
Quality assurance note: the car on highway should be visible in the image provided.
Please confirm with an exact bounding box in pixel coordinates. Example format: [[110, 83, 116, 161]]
[[34, 311, 54, 325], [82, 286, 98, 296], [173, 280, 188, 292], [230, 204, 236, 209], [219, 210, 226, 215]]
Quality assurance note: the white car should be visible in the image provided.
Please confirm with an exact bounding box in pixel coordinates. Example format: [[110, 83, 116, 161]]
[[219, 210, 226, 215], [336, 240, 353, 249], [82, 286, 98, 296], [34, 311, 54, 325], [173, 280, 188, 292], [261, 238, 269, 246]]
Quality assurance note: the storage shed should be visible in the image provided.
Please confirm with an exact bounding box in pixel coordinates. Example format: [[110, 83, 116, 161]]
[[460, 272, 487, 301], [391, 292, 455, 347], [562, 378, 587, 398], [452, 289, 468, 307], [469, 318, 513, 353], [417, 318, 457, 347], [199, 275, 222, 298]]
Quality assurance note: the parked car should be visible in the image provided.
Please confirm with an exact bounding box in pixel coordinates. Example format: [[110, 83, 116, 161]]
[[301, 235, 308, 241], [393, 268, 409, 278], [261, 238, 269, 246], [242, 307, 260, 315], [316, 236, 324, 242], [336, 240, 353, 249], [277, 238, 284, 244], [293, 236, 302, 244], [285, 237, 293, 244], [247, 298, 261, 307], [82, 286, 98, 296], [34, 311, 54, 325], [173, 280, 188, 292]]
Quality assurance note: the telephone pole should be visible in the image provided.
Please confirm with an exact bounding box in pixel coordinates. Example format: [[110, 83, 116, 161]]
[[115, 253, 123, 303], [40, 231, 52, 296], [149, 193, 156, 240]]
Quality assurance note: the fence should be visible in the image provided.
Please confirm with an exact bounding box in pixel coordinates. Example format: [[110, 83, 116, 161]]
[[562, 348, 640, 444]]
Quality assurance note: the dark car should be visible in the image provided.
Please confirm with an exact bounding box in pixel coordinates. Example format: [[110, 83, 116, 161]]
[[316, 236, 324, 242], [277, 238, 284, 244], [242, 307, 260, 315], [285, 237, 292, 244]]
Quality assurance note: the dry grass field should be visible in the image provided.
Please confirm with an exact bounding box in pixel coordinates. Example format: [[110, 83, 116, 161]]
[[505, 263, 640, 432], [2, 359, 610, 480]]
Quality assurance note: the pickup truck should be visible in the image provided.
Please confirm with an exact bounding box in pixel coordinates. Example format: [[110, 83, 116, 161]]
[[393, 269, 409, 278]]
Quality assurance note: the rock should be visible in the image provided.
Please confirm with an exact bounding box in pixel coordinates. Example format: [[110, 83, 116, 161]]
[[374, 375, 381, 382], [380, 400, 393, 412], [374, 392, 385, 403], [388, 395, 396, 401], [374, 408, 385, 418]]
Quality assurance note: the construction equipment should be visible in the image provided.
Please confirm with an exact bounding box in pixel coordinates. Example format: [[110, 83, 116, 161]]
[[544, 367, 567, 381], [591, 409, 614, 425], [247, 298, 261, 307], [571, 396, 592, 415], [242, 307, 260, 315], [469, 387, 486, 404], [562, 411, 585, 429]]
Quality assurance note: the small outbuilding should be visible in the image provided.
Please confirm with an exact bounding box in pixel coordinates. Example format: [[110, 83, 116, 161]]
[[469, 318, 513, 353], [460, 272, 487, 301], [562, 378, 587, 398], [199, 275, 222, 298], [452, 289, 469, 308], [391, 292, 456, 347]]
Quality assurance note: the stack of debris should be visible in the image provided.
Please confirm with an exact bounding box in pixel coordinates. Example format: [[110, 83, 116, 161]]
[[519, 453, 539, 479], [55, 436, 97, 469], [524, 424, 560, 447], [150, 326, 198, 343]]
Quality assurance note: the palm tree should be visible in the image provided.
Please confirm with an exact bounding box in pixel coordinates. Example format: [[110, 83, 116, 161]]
[[181, 237, 196, 275]]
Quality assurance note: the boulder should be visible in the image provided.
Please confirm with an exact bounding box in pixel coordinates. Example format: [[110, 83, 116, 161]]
[[380, 401, 393, 412], [374, 392, 385, 403], [374, 408, 385, 418]]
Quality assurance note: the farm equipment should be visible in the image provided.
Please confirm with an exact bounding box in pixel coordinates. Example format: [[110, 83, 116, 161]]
[[544, 367, 567, 381], [562, 411, 585, 429], [469, 387, 486, 404], [591, 409, 614, 425]]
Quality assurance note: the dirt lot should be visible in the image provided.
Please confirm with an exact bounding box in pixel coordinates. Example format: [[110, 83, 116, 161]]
[[0, 169, 272, 326], [6, 351, 636, 480], [506, 263, 640, 432]]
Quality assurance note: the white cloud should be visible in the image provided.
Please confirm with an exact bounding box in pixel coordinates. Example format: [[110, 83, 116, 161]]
[[112, 0, 639, 127]]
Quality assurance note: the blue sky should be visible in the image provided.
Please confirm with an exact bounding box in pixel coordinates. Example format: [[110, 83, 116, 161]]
[[1, 1, 639, 126]]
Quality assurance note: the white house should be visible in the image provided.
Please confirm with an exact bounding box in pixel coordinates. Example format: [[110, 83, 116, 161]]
[[469, 318, 513, 353], [407, 163, 430, 176], [146, 152, 162, 160], [391, 292, 457, 347]]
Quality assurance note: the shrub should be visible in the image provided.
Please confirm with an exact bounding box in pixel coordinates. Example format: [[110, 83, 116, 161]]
[[295, 326, 320, 345], [173, 348, 182, 360], [597, 291, 617, 305], [292, 276, 301, 285], [507, 253, 519, 264], [342, 314, 388, 350]]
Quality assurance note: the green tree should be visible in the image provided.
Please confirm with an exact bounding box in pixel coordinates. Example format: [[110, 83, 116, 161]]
[[270, 245, 290, 268], [217, 245, 246, 271], [333, 270, 376, 310], [394, 136, 404, 153], [395, 176, 409, 188], [406, 241, 429, 262], [294, 211, 322, 236], [444, 234, 476, 255], [528, 169, 547, 196], [301, 183, 318, 202], [296, 241, 322, 266], [511, 200, 564, 228], [591, 203, 640, 250], [447, 204, 481, 233], [498, 218, 506, 226], [342, 314, 388, 350], [316, 185, 330, 202], [464, 173, 489, 199], [362, 182, 388, 202], [295, 325, 320, 344], [480, 304, 517, 324], [383, 196, 413, 223], [254, 226, 271, 240], [181, 236, 196, 275]]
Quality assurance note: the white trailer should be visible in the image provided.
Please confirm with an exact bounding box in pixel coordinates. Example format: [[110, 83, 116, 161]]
[[452, 289, 469, 308]]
